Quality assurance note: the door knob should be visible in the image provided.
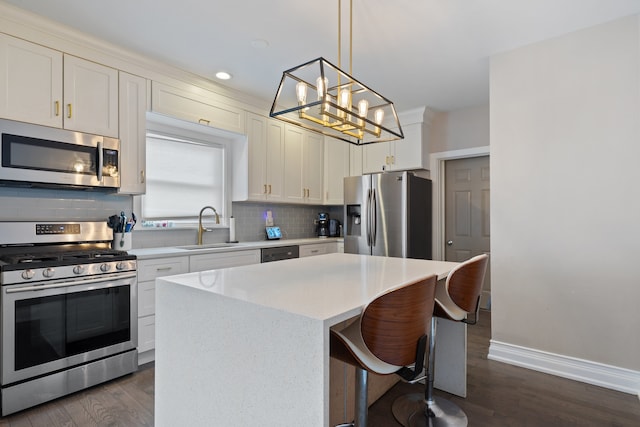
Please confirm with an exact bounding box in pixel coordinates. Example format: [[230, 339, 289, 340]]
[[447, 240, 453, 246]]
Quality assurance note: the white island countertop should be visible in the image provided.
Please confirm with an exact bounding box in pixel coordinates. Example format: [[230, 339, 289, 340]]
[[154, 253, 458, 426]]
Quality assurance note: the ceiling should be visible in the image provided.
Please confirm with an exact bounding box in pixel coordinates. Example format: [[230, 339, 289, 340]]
[[5, 0, 640, 112]]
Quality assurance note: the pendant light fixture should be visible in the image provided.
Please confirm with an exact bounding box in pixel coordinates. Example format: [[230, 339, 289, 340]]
[[269, 0, 403, 145]]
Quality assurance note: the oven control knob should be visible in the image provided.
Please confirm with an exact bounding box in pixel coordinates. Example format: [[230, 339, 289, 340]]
[[73, 265, 85, 275], [21, 269, 35, 280], [43, 267, 55, 278], [116, 262, 127, 271], [100, 263, 111, 272]]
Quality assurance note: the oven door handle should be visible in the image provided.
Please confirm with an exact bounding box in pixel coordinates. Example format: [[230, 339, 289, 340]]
[[5, 273, 137, 293]]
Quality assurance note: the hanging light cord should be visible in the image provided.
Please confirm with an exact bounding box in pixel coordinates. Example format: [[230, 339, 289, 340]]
[[337, 0, 354, 75]]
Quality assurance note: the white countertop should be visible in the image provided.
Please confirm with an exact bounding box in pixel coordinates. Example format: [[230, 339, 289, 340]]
[[158, 253, 457, 325], [154, 253, 460, 426], [129, 237, 341, 259]]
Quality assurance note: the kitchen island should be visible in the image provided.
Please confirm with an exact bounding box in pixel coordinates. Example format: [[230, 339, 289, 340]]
[[154, 253, 459, 426]]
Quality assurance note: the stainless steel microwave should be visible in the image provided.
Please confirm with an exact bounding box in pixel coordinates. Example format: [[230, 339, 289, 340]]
[[0, 119, 120, 190]]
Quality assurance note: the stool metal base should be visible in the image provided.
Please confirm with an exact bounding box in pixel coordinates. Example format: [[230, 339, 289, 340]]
[[392, 393, 468, 427]]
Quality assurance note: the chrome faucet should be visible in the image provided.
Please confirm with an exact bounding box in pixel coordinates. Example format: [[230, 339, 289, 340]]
[[198, 206, 220, 245]]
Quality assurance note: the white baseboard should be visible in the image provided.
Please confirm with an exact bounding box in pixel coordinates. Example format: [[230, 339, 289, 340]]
[[488, 340, 640, 396]]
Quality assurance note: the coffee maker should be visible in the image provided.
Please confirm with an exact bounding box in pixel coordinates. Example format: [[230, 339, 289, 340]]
[[316, 212, 329, 238]]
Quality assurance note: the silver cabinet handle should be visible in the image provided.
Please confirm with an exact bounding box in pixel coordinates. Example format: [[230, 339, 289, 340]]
[[447, 240, 453, 246]]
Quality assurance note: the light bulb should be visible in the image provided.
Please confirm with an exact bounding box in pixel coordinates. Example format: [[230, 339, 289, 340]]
[[316, 76, 328, 100], [339, 89, 350, 107], [296, 82, 307, 104], [357, 99, 369, 127], [338, 89, 350, 119], [358, 99, 369, 117], [374, 108, 384, 125]]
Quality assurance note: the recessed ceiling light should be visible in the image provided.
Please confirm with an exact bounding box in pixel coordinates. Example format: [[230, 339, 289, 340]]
[[216, 71, 232, 80]]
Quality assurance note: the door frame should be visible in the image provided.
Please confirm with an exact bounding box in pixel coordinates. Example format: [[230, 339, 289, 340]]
[[429, 146, 490, 260]]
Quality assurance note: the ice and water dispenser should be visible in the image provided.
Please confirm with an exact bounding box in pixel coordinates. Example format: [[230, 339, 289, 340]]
[[346, 205, 361, 237]]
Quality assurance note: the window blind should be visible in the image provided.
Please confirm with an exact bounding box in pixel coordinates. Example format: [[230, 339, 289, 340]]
[[143, 134, 224, 219]]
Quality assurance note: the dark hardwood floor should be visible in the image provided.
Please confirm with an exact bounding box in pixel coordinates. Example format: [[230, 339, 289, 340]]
[[1, 311, 639, 426], [0, 363, 154, 427], [368, 311, 640, 426]]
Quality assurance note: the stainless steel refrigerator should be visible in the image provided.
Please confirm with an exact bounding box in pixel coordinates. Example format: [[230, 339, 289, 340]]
[[343, 171, 432, 259]]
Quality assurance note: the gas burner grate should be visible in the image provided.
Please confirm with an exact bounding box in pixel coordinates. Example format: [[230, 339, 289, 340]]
[[8, 254, 61, 264], [61, 250, 128, 261]]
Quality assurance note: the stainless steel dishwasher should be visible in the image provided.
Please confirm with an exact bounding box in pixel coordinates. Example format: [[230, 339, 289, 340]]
[[260, 245, 299, 263]]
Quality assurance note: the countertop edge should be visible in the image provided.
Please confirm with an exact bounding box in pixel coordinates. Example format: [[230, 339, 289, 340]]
[[130, 237, 343, 259]]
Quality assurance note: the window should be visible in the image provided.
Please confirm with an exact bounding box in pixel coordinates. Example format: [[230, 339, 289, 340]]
[[143, 133, 225, 219], [138, 113, 248, 226]]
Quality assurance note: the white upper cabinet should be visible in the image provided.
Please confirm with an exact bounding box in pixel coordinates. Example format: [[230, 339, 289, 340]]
[[0, 35, 119, 137], [63, 55, 119, 137], [362, 107, 430, 173], [246, 112, 285, 202], [0, 34, 63, 128], [283, 124, 324, 204], [304, 131, 324, 204], [323, 137, 350, 205], [118, 72, 148, 195], [151, 81, 245, 134], [349, 144, 363, 177]]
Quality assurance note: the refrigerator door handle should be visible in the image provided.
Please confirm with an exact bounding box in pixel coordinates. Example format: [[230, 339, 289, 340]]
[[371, 188, 377, 245], [366, 189, 372, 247]]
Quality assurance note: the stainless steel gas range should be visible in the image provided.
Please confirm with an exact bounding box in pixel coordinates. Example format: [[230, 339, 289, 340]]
[[0, 221, 138, 415]]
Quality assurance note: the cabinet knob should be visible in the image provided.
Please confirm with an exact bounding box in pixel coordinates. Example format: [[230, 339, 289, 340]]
[[268, 184, 272, 194], [55, 101, 60, 116], [67, 103, 72, 119], [140, 170, 145, 183], [198, 118, 210, 126]]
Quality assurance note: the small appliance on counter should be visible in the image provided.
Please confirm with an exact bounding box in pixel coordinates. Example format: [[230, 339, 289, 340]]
[[316, 212, 329, 238], [329, 219, 341, 237]]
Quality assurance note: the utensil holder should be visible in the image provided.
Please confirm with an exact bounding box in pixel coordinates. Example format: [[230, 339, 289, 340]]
[[112, 233, 132, 250]]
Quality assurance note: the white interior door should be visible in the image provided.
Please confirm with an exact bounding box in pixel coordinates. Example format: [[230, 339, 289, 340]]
[[444, 155, 491, 308]]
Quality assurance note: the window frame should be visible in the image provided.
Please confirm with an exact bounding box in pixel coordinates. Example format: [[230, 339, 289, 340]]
[[134, 113, 239, 229]]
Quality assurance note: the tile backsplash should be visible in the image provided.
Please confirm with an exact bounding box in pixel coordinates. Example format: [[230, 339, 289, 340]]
[[0, 187, 132, 221], [0, 187, 342, 249], [231, 202, 342, 242]]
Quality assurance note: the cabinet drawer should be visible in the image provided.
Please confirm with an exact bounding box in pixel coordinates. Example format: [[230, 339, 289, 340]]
[[138, 256, 189, 282], [137, 315, 155, 354], [299, 243, 337, 258], [189, 250, 260, 272], [138, 280, 156, 318]]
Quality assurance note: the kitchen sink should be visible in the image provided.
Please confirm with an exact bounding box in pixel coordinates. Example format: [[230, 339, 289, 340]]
[[176, 243, 242, 250]]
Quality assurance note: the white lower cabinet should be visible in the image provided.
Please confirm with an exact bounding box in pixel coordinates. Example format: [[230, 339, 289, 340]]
[[137, 256, 189, 363], [189, 250, 260, 272], [137, 315, 156, 356]]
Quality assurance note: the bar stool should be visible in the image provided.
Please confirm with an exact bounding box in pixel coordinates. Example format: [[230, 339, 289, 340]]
[[392, 254, 489, 427], [330, 275, 438, 427]]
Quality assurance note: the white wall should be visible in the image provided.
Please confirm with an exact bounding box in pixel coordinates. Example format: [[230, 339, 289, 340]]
[[430, 104, 489, 154], [490, 13, 640, 387]]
